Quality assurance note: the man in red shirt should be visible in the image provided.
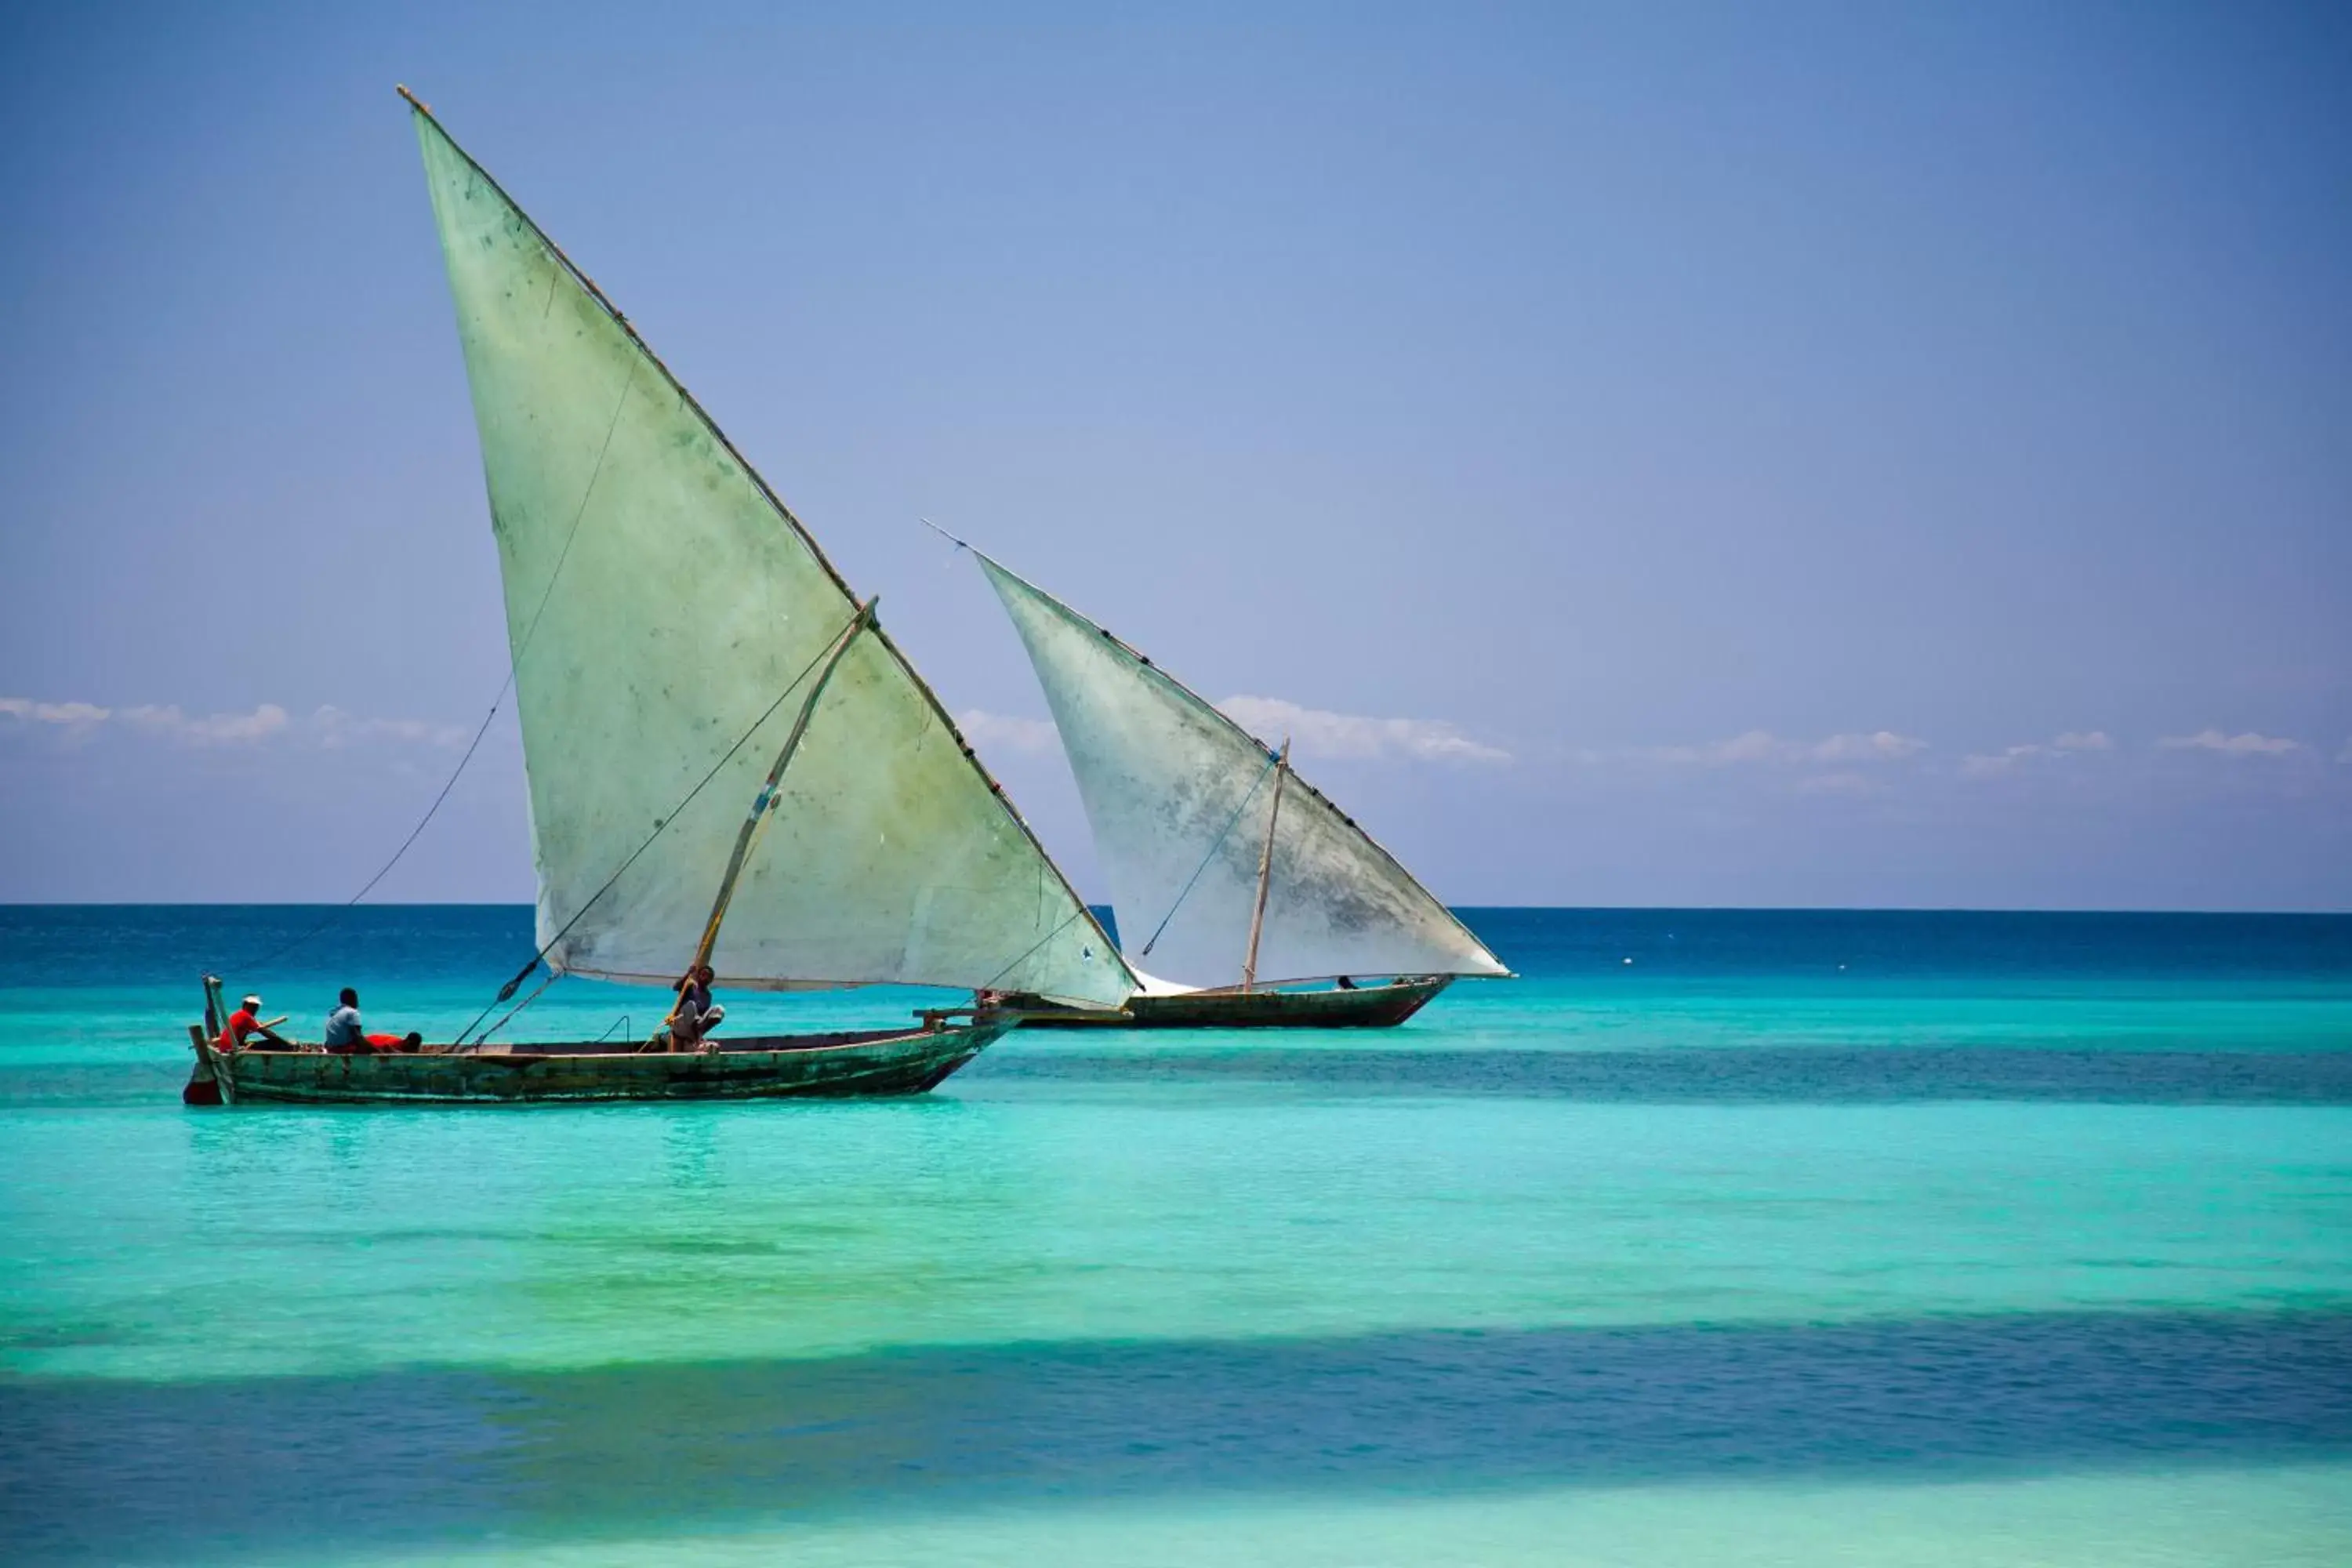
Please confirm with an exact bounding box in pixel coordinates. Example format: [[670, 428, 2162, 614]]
[[216, 995, 291, 1052]]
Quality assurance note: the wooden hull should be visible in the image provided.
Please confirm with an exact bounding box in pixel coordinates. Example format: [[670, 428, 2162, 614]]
[[189, 1021, 1011, 1106], [1006, 975, 1454, 1029]]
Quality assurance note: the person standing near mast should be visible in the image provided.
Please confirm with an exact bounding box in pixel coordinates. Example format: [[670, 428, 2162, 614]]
[[663, 964, 724, 1052]]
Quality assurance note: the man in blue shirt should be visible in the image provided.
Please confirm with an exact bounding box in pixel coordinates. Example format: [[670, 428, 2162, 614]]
[[324, 988, 368, 1054]]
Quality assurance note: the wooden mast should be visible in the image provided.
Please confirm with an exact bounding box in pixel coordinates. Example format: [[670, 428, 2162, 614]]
[[1240, 738, 1290, 992], [682, 598, 876, 985]]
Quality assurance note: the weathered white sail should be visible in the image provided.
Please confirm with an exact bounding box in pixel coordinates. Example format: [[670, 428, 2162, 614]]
[[412, 104, 1132, 1007], [977, 556, 1509, 990]]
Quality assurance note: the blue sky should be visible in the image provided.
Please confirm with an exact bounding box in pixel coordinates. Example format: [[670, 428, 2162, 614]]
[[2, 2, 2346, 909]]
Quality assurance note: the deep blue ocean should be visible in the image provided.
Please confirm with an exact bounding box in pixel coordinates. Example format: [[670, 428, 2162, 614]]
[[2, 906, 2348, 1565]]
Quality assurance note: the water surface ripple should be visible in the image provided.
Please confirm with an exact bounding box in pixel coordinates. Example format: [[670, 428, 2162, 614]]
[[4, 1310, 2347, 1562], [969, 1045, 2352, 1102], [2, 906, 2347, 1564]]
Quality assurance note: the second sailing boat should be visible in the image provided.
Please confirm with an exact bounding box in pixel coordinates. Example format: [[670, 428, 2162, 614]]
[[964, 549, 1511, 1028]]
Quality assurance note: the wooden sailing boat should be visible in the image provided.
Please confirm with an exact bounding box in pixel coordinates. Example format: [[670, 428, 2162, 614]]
[[184, 92, 1135, 1105], [966, 551, 1512, 1029]]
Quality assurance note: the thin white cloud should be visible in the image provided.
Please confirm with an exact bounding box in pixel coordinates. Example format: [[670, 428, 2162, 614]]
[[0, 697, 111, 729], [1678, 730, 1782, 764], [1218, 695, 1512, 764], [1962, 729, 2114, 777], [2158, 729, 2304, 757], [1812, 731, 1930, 762], [120, 703, 291, 745], [1644, 730, 1927, 767], [1, 697, 464, 750], [956, 709, 1061, 756]]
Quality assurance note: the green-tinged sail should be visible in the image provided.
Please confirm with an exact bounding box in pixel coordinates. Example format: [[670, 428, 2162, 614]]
[[976, 554, 1510, 991], [409, 100, 1132, 1007]]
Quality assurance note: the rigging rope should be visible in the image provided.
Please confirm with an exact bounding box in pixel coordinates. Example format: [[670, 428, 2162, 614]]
[[216, 367, 637, 981], [978, 906, 1087, 994], [974, 749, 1279, 996], [452, 603, 864, 1046], [472, 969, 560, 1044], [1135, 750, 1281, 960], [223, 700, 506, 976]]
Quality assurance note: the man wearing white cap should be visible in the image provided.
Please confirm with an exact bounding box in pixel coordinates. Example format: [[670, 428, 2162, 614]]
[[216, 993, 291, 1053]]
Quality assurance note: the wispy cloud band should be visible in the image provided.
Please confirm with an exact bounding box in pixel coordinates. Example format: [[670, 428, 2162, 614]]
[[1635, 729, 1928, 768], [956, 699, 1511, 765], [1961, 730, 2113, 777], [1218, 695, 1511, 764], [2, 698, 465, 750], [2158, 729, 2304, 757]]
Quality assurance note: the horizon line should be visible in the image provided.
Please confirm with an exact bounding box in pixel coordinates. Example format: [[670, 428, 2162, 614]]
[[2, 901, 2347, 917]]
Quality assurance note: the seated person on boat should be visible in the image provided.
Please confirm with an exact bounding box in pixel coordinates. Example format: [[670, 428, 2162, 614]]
[[321, 989, 424, 1054], [662, 965, 724, 1051], [216, 994, 291, 1052]]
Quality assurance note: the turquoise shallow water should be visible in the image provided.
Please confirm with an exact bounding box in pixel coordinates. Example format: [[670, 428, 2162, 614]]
[[2, 906, 2349, 1563]]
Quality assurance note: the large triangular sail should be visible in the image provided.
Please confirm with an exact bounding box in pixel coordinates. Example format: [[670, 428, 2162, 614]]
[[408, 96, 1132, 1008], [976, 554, 1509, 991]]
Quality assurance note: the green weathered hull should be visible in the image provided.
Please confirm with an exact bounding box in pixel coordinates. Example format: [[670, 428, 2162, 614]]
[[188, 1022, 1010, 1106], [1005, 975, 1454, 1029]]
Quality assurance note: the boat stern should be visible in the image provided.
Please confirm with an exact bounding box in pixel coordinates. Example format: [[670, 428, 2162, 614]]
[[183, 975, 232, 1105]]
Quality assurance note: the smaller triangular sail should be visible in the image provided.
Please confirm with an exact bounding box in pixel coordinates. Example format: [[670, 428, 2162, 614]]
[[978, 556, 1509, 990]]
